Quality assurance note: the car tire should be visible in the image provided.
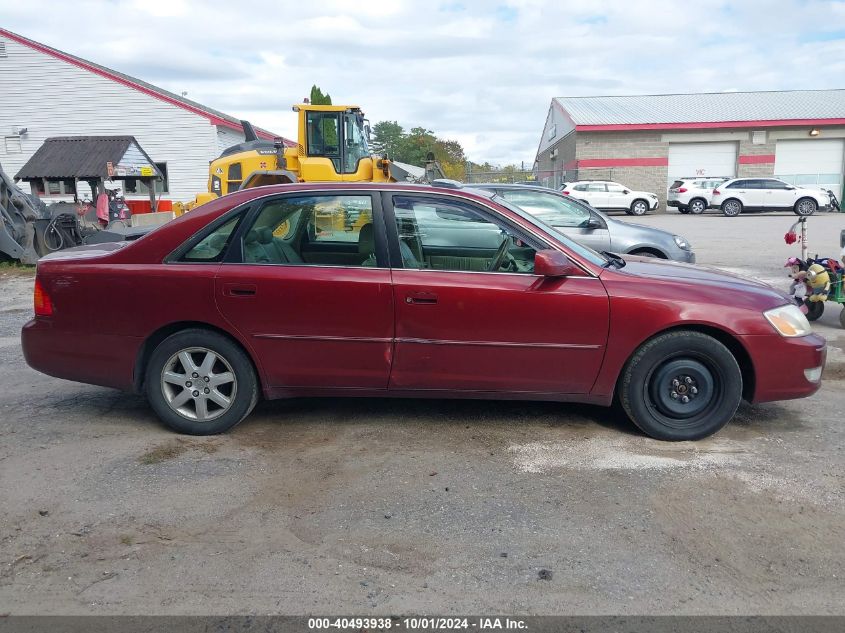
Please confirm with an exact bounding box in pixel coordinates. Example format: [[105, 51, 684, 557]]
[[688, 198, 707, 214], [619, 330, 743, 441], [630, 199, 649, 216], [805, 300, 824, 322], [678, 207, 691, 214], [145, 328, 259, 435], [721, 199, 743, 217], [794, 197, 818, 216], [630, 249, 664, 259]]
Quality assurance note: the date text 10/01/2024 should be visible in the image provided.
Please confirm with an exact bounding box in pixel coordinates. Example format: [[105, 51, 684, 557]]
[[307, 617, 528, 630]]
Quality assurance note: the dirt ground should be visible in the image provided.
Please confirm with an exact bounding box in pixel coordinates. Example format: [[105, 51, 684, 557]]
[[0, 213, 843, 615]]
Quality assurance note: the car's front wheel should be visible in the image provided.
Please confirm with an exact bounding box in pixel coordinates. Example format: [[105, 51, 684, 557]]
[[688, 198, 707, 214], [629, 199, 649, 215], [619, 331, 743, 441], [721, 199, 743, 217], [145, 329, 259, 435], [794, 197, 818, 216]]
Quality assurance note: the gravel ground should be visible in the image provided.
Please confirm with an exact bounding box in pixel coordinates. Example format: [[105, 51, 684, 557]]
[[0, 213, 843, 615]]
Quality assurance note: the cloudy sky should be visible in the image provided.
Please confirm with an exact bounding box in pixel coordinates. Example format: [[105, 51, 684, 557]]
[[2, 0, 845, 165]]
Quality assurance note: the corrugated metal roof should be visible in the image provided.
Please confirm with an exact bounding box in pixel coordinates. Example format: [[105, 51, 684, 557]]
[[16, 136, 163, 180], [555, 90, 845, 126]]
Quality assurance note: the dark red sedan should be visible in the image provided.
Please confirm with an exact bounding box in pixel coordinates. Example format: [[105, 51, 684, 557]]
[[22, 183, 826, 440]]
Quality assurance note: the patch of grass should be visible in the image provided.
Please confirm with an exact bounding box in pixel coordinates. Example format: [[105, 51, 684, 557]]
[[119, 534, 134, 546], [0, 259, 36, 275]]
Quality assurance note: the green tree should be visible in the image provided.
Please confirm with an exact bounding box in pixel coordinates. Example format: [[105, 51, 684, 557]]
[[309, 85, 332, 105], [371, 121, 405, 158]]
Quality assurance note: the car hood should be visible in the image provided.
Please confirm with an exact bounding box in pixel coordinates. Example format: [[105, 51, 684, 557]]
[[604, 256, 792, 302]]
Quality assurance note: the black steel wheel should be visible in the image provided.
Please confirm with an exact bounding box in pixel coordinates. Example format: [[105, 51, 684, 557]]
[[619, 331, 743, 441]]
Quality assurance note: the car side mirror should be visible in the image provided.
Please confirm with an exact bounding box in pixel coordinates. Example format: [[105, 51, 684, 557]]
[[786, 185, 796, 190], [623, 189, 631, 194], [585, 216, 603, 229], [535, 250, 579, 277]]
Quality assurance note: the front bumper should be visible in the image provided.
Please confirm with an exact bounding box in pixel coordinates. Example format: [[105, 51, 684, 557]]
[[648, 198, 660, 210], [740, 332, 826, 403]]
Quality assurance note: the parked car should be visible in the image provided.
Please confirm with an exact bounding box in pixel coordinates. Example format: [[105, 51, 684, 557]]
[[462, 183, 695, 262], [667, 177, 730, 214], [560, 180, 660, 215], [711, 178, 833, 217], [22, 182, 825, 441]]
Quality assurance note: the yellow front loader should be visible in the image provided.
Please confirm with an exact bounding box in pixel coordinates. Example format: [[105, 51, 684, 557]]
[[180, 104, 420, 212]]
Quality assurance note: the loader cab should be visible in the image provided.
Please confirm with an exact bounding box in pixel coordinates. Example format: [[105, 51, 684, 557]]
[[296, 104, 378, 182]]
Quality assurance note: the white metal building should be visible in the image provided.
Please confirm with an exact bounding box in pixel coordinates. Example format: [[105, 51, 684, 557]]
[[0, 28, 292, 205], [535, 90, 845, 206]]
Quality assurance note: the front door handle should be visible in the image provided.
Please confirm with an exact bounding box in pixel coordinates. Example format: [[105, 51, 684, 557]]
[[224, 283, 257, 297], [405, 291, 438, 305]]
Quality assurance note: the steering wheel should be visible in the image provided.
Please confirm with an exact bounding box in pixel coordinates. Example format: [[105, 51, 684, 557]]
[[488, 236, 513, 272]]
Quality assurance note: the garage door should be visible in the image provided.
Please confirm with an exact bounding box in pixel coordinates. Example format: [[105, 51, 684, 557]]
[[667, 142, 737, 184], [775, 139, 844, 198]]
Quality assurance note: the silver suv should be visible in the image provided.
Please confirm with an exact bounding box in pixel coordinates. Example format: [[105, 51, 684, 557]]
[[667, 177, 729, 214]]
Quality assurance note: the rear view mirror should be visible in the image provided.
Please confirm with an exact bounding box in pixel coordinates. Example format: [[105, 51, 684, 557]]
[[535, 250, 579, 277], [585, 216, 603, 229]]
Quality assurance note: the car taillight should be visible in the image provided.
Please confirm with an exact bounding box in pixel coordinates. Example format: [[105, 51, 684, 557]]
[[561, 190, 570, 195], [34, 278, 53, 317], [713, 189, 721, 195], [677, 187, 687, 193]]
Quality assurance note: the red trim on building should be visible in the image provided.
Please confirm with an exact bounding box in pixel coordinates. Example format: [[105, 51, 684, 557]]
[[577, 157, 669, 168], [738, 154, 776, 164], [575, 119, 845, 132], [0, 28, 290, 144], [563, 159, 578, 170]]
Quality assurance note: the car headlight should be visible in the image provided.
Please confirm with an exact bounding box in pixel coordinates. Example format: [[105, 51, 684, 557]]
[[764, 304, 812, 337], [673, 235, 691, 250]]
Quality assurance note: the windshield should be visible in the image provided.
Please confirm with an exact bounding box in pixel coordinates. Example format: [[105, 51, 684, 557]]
[[493, 195, 608, 267], [343, 112, 371, 173], [498, 188, 597, 228]]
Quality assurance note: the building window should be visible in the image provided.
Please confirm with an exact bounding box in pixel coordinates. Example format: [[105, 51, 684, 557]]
[[547, 123, 557, 141], [0, 41, 7, 58], [4, 136, 21, 154]]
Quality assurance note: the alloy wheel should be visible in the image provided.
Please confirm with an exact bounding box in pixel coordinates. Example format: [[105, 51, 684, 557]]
[[160, 347, 237, 422]]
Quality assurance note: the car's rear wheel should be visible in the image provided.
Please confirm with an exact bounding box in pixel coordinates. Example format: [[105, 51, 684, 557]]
[[721, 199, 742, 217], [145, 329, 258, 435], [630, 199, 649, 216], [689, 198, 707, 214], [619, 331, 742, 441], [805, 300, 824, 321], [794, 197, 818, 216], [678, 207, 691, 214]]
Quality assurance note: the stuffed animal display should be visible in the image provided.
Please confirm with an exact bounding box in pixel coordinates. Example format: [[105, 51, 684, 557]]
[[806, 263, 831, 302]]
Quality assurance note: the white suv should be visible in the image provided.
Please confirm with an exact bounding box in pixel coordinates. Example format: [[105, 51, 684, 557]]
[[561, 181, 659, 215], [710, 177, 832, 217], [667, 177, 729, 214]]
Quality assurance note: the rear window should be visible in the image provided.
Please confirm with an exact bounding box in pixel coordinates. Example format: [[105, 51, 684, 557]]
[[670, 180, 684, 189]]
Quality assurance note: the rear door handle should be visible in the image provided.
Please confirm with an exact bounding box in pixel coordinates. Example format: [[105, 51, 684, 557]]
[[405, 291, 438, 305], [224, 283, 257, 297]]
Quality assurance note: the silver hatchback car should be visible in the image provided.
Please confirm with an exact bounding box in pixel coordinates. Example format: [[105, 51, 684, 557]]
[[467, 183, 695, 262]]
